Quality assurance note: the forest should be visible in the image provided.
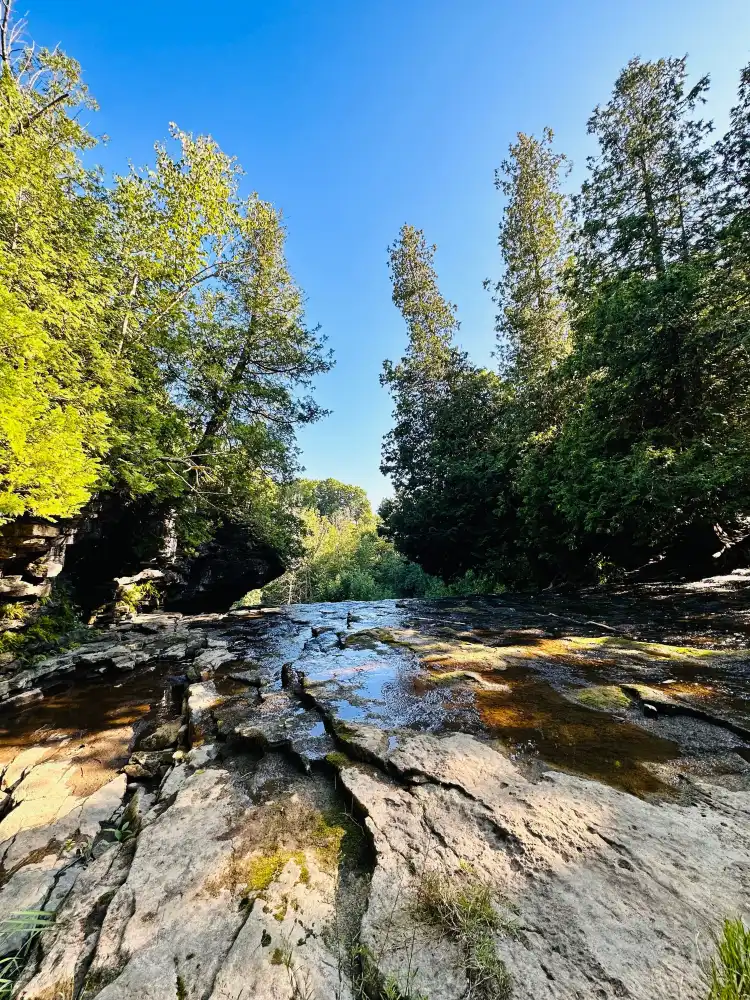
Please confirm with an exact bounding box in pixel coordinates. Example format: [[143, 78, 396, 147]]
[[381, 59, 750, 587], [1, 0, 749, 602]]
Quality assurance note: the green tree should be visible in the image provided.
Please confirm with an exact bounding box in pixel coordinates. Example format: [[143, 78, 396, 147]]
[[379, 225, 513, 583], [382, 55, 750, 587], [0, 2, 122, 521], [0, 0, 333, 585], [292, 479, 371, 523], [575, 57, 713, 285], [493, 128, 571, 379], [380, 224, 470, 493]]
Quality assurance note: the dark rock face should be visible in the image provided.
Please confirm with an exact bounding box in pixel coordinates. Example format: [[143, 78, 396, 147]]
[[60, 496, 175, 615], [1, 501, 284, 619], [165, 520, 284, 613], [0, 517, 79, 603]]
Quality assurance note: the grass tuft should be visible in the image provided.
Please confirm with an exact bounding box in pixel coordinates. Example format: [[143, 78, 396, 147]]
[[706, 918, 750, 1000], [412, 867, 513, 1000], [0, 909, 55, 999]]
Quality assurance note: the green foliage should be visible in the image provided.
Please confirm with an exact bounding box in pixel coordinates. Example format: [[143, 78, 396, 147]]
[[119, 580, 161, 613], [260, 479, 470, 604], [0, 585, 84, 662], [381, 55, 750, 587], [0, 1, 331, 571], [103, 820, 136, 843], [705, 918, 750, 1000], [493, 127, 571, 376], [0, 909, 55, 998], [0, 601, 27, 622], [0, 16, 119, 522]]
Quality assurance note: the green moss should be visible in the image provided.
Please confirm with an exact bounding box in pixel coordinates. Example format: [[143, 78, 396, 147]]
[[273, 895, 288, 922], [246, 852, 287, 892], [242, 847, 312, 897], [270, 947, 285, 966], [572, 685, 631, 711], [343, 628, 397, 649], [175, 974, 187, 1000], [311, 808, 366, 872], [567, 636, 731, 660], [293, 850, 310, 884], [325, 750, 352, 769]]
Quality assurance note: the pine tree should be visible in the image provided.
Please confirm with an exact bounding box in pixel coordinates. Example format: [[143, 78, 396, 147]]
[[493, 128, 571, 380], [380, 225, 510, 580], [717, 62, 750, 258]]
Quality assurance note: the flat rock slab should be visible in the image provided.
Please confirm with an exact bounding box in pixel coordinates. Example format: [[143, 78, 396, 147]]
[[21, 765, 355, 1000], [4, 584, 750, 999], [337, 725, 750, 1000]]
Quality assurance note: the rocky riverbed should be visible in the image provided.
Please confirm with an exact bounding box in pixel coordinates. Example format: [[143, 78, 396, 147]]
[[1, 572, 750, 999]]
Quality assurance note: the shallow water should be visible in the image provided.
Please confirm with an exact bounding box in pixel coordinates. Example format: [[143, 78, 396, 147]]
[[1, 575, 749, 798]]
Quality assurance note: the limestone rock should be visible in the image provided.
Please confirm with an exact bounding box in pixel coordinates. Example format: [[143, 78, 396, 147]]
[[138, 721, 181, 752], [68, 769, 254, 1000], [185, 744, 219, 768], [192, 646, 235, 672], [337, 727, 750, 1000], [187, 680, 223, 744], [17, 843, 134, 1000]]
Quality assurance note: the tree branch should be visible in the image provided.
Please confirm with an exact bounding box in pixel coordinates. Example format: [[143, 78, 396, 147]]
[[142, 250, 248, 333], [0, 0, 12, 73], [10, 91, 70, 136]]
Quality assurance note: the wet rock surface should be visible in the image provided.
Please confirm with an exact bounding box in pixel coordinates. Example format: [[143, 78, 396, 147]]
[[1, 571, 750, 998]]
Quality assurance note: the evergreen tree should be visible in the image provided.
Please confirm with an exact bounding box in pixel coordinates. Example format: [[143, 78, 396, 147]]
[[575, 57, 713, 284], [382, 55, 750, 586], [717, 62, 750, 265], [493, 128, 571, 380], [380, 225, 511, 580], [380, 224, 467, 491]]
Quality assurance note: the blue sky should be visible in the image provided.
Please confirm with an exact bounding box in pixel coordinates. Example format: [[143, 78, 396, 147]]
[[27, 0, 750, 507]]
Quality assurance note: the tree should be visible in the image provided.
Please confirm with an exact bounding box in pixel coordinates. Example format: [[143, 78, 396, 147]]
[[259, 478, 451, 605], [575, 57, 713, 285], [0, 1, 122, 521], [0, 0, 333, 579], [292, 479, 371, 523], [381, 224, 470, 492], [493, 128, 571, 379], [379, 225, 516, 581], [381, 55, 750, 587]]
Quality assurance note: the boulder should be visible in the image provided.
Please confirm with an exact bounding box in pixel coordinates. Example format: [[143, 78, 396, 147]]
[[138, 722, 181, 752]]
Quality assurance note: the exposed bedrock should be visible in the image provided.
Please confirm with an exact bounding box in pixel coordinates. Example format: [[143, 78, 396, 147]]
[[1, 577, 750, 999]]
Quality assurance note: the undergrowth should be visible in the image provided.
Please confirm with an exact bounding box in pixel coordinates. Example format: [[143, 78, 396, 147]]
[[119, 580, 162, 614], [0, 586, 86, 664]]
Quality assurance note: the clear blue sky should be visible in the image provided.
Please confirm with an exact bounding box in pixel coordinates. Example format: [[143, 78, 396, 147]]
[[26, 0, 750, 507]]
